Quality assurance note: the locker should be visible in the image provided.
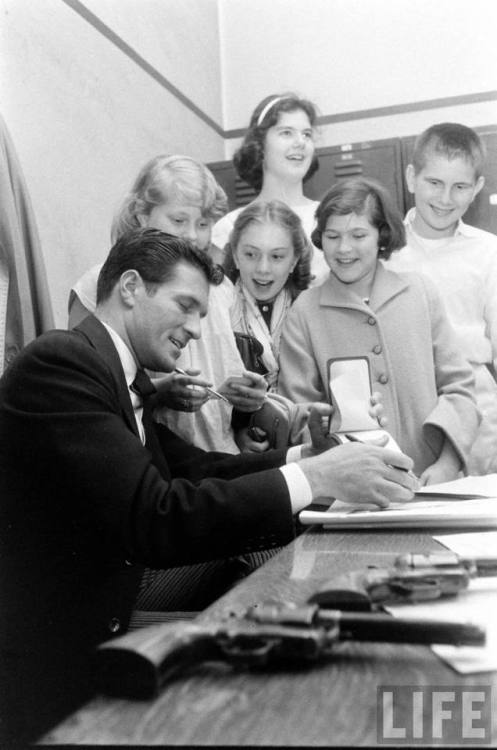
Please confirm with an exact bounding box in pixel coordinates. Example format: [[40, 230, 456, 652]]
[[303, 137, 404, 212]]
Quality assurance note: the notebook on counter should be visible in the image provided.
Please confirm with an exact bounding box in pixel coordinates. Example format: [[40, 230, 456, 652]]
[[299, 475, 497, 529]]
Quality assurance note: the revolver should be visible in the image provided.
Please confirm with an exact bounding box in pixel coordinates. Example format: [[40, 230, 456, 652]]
[[95, 600, 485, 699], [308, 550, 497, 610]]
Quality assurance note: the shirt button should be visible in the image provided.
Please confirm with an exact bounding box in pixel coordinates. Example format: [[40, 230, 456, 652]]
[[108, 618, 121, 633], [378, 374, 389, 385], [367, 317, 376, 326], [372, 344, 382, 354]]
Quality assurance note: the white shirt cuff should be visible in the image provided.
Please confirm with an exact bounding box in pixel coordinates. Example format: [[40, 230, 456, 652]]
[[286, 444, 303, 463], [279, 462, 313, 515]]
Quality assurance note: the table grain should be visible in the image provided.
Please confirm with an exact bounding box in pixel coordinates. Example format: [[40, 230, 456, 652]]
[[42, 528, 497, 745]]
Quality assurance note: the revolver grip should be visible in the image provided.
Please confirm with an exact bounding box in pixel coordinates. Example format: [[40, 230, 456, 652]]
[[308, 572, 373, 611], [95, 622, 219, 699]]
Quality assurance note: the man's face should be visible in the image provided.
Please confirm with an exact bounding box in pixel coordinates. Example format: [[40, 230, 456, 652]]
[[406, 152, 484, 239], [126, 261, 209, 373]]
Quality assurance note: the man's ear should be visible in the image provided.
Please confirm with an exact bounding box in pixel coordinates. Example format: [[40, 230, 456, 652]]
[[119, 269, 142, 307], [405, 164, 416, 194], [472, 175, 485, 201]]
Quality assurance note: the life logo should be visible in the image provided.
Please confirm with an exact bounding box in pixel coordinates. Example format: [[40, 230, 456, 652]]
[[377, 685, 492, 744]]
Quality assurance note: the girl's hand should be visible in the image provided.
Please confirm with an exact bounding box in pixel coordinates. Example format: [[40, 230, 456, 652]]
[[370, 391, 388, 428], [235, 426, 270, 453], [219, 371, 268, 412], [152, 369, 211, 412], [419, 440, 462, 486]]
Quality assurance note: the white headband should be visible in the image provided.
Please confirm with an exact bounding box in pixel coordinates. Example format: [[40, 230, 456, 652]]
[[256, 96, 286, 126]]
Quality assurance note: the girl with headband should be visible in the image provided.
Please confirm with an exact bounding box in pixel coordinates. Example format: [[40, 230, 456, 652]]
[[212, 93, 329, 286]]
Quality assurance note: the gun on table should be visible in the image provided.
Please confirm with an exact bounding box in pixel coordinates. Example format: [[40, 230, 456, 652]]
[[94, 601, 485, 699], [308, 551, 497, 611]]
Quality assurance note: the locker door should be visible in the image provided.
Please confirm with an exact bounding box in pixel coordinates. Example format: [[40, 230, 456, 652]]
[[304, 138, 405, 214], [205, 161, 242, 211]]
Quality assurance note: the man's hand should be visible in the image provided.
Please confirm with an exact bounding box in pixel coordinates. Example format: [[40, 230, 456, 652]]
[[298, 442, 417, 508], [219, 371, 268, 412], [152, 369, 211, 412]]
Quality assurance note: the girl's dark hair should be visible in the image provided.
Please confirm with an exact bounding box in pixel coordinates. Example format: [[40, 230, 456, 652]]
[[233, 93, 320, 192], [311, 177, 406, 260], [223, 200, 312, 299]]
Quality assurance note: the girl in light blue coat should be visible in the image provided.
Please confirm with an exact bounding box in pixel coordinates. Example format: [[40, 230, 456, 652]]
[[278, 177, 479, 484]]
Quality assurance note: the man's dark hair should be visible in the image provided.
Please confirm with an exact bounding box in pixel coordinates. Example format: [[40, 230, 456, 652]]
[[96, 228, 223, 303]]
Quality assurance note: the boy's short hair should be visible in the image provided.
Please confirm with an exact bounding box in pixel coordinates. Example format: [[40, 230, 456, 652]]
[[96, 228, 222, 304], [111, 155, 228, 242], [233, 93, 320, 192], [412, 123, 486, 179], [311, 177, 406, 260]]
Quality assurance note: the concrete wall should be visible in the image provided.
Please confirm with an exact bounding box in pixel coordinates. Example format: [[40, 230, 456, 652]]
[[0, 0, 224, 325], [219, 0, 497, 156], [1, 0, 495, 324]]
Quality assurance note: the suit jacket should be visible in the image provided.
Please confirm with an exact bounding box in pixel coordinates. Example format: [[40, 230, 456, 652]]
[[0, 315, 293, 740]]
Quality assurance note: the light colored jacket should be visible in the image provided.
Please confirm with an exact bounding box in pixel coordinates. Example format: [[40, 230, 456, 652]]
[[278, 263, 479, 475]]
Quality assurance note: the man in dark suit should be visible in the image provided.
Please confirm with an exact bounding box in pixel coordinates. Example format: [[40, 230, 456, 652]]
[[0, 229, 416, 741]]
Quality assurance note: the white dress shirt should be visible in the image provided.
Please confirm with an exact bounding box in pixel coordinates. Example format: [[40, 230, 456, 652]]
[[100, 322, 313, 513]]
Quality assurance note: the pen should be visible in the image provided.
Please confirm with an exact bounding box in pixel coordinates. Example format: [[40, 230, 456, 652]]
[[174, 367, 230, 403], [344, 433, 418, 480]]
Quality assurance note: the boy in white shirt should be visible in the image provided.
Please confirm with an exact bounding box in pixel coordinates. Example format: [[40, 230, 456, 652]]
[[388, 123, 497, 474]]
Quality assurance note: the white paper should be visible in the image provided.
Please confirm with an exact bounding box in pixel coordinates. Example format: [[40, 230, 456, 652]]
[[417, 474, 497, 497], [434, 531, 497, 559], [299, 496, 497, 529], [328, 358, 378, 432], [387, 578, 497, 673]]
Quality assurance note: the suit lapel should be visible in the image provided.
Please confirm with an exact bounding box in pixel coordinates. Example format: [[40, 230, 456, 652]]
[[75, 315, 139, 439], [75, 315, 171, 480]]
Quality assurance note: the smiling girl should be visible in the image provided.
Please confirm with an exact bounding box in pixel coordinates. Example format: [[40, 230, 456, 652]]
[[277, 177, 480, 484], [212, 93, 329, 286], [224, 200, 311, 389], [68, 154, 268, 453]]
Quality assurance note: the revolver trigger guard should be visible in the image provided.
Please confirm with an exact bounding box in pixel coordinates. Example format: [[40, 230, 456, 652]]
[[389, 576, 442, 602], [220, 638, 273, 667]]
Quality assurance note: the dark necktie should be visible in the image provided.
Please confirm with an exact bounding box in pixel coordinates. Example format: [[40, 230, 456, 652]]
[[130, 369, 157, 400], [130, 370, 156, 445]]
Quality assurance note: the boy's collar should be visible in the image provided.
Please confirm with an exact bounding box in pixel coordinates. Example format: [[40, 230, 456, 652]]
[[405, 208, 475, 239]]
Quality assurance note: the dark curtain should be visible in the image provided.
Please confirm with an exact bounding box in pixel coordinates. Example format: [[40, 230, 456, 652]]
[[0, 113, 54, 372]]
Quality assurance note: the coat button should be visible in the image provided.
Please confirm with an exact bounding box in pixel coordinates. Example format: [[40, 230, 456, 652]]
[[372, 344, 382, 354], [5, 346, 19, 365], [378, 374, 389, 385], [367, 317, 376, 326], [108, 618, 121, 633]]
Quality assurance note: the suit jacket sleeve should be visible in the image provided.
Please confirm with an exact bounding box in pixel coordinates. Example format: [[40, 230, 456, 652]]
[[2, 330, 295, 569]]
